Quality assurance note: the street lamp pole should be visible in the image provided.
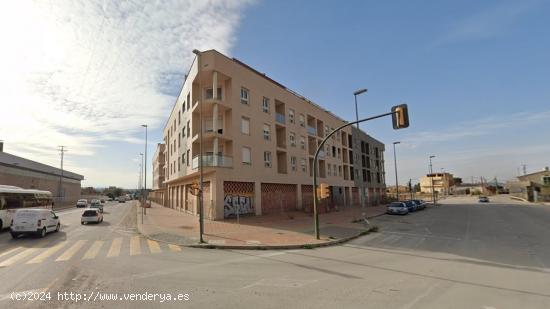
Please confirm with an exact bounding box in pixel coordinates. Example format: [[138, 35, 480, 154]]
[[353, 88, 367, 208], [139, 152, 143, 223], [393, 142, 400, 201], [429, 155, 436, 205], [353, 89, 367, 129], [142, 125, 148, 215], [193, 49, 205, 244]]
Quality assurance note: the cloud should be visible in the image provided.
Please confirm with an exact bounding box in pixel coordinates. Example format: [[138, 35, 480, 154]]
[[0, 0, 253, 174], [433, 0, 542, 46]]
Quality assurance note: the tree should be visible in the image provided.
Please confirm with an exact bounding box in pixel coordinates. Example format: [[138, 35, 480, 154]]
[[453, 177, 463, 185]]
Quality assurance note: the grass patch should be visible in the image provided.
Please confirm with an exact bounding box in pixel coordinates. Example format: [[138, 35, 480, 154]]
[[301, 244, 315, 249]]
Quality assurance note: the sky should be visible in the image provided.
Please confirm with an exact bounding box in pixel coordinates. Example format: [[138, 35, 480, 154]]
[[1, 0, 549, 188]]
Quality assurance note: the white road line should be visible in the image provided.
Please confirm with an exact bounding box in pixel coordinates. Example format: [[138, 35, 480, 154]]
[[400, 282, 440, 309]]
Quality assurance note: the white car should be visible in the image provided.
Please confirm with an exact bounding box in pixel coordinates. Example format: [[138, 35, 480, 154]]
[[10, 209, 60, 238], [81, 209, 103, 224], [76, 199, 88, 208]]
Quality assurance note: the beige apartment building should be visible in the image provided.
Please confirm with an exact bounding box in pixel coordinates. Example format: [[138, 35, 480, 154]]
[[149, 143, 166, 205], [420, 172, 454, 195], [160, 50, 386, 220]]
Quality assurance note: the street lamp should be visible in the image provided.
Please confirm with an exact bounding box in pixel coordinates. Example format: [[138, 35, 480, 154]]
[[193, 49, 205, 244], [142, 124, 148, 215], [429, 155, 436, 205], [353, 88, 367, 129], [393, 142, 400, 201], [139, 152, 144, 223], [353, 88, 367, 209]]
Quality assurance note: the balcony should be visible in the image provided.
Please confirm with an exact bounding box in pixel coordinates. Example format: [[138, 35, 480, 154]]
[[192, 155, 233, 169], [275, 113, 286, 125], [307, 126, 316, 135]]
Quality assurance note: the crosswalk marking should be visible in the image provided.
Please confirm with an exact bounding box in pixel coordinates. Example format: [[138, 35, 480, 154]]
[[130, 236, 141, 256], [27, 242, 68, 264], [0, 247, 21, 259], [107, 238, 122, 258], [168, 244, 181, 252], [82, 241, 104, 260], [0, 248, 38, 267], [147, 239, 161, 254], [55, 240, 87, 262]]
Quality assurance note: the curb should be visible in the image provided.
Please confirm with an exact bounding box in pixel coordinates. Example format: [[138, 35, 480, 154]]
[[136, 207, 385, 250]]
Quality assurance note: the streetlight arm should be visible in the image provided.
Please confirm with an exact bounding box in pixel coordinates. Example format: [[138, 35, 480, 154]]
[[312, 110, 396, 239]]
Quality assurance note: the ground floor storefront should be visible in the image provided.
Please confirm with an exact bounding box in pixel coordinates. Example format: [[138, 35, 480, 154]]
[[163, 174, 386, 220]]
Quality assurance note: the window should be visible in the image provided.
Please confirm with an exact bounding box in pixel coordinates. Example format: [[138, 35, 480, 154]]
[[337, 148, 341, 158], [178, 133, 181, 148], [240, 87, 249, 104], [182, 154, 185, 165], [186, 150, 190, 166], [299, 114, 305, 127], [290, 156, 297, 171], [325, 125, 329, 137], [300, 136, 306, 149], [264, 151, 272, 167], [262, 97, 270, 113], [327, 164, 331, 176], [263, 124, 270, 140], [241, 117, 250, 135], [325, 144, 330, 157], [330, 127, 335, 139], [186, 93, 190, 110], [332, 146, 336, 157], [290, 132, 296, 147], [205, 87, 222, 99], [543, 176, 550, 185], [242, 147, 251, 164], [338, 165, 342, 177], [178, 111, 181, 125], [186, 121, 190, 137], [300, 158, 307, 172], [289, 109, 295, 124]]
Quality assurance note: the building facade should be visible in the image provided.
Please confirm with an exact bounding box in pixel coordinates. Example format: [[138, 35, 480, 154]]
[[350, 128, 386, 206], [507, 167, 550, 202], [150, 143, 166, 205], [0, 143, 84, 207], [420, 172, 454, 194], [160, 50, 386, 220]]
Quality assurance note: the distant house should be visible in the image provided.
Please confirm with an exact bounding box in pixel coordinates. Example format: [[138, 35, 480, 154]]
[[507, 167, 550, 202]]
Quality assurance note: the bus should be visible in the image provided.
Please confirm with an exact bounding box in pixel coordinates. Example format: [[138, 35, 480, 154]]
[[0, 185, 54, 230]]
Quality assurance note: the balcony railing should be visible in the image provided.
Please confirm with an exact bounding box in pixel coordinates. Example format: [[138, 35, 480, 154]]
[[192, 155, 233, 169], [307, 126, 316, 135], [275, 113, 285, 124]]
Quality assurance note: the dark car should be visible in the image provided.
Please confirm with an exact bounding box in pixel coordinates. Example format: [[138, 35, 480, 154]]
[[479, 196, 490, 203], [404, 200, 417, 212], [412, 199, 426, 210]]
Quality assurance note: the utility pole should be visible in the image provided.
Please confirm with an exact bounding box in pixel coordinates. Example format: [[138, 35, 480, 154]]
[[522, 164, 527, 175], [393, 141, 400, 201], [58, 146, 67, 204], [429, 155, 436, 205], [193, 49, 205, 243], [494, 176, 499, 195]]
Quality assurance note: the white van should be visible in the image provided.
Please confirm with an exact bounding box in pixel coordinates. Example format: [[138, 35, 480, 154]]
[[10, 209, 60, 238]]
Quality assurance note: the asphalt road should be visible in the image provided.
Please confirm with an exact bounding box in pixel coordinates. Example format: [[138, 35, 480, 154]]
[[0, 196, 549, 308]]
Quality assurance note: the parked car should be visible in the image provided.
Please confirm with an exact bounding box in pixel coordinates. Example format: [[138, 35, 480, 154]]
[[76, 199, 88, 208], [90, 200, 104, 213], [81, 209, 103, 224], [10, 209, 60, 238], [412, 199, 426, 210], [479, 196, 490, 203], [387, 202, 409, 215], [404, 200, 417, 212], [117, 196, 126, 203], [100, 199, 105, 203]]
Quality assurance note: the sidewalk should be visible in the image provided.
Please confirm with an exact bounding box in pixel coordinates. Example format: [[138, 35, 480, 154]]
[[136, 202, 387, 249]]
